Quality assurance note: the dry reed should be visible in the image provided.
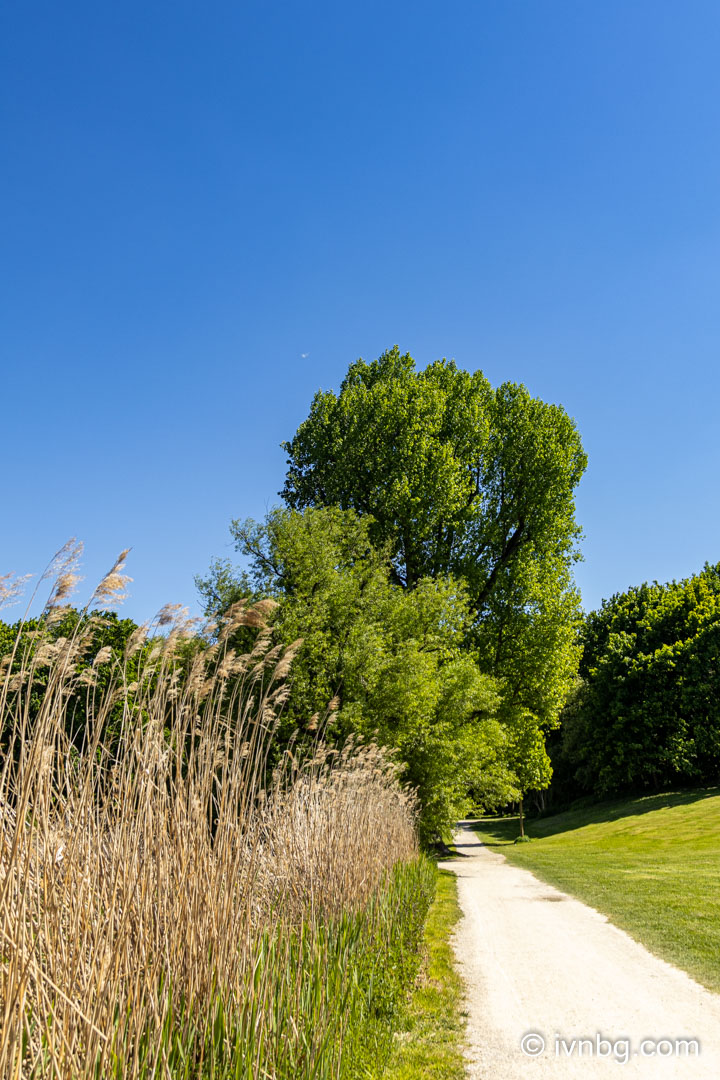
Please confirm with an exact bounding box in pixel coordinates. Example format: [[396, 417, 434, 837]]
[[0, 553, 419, 1079]]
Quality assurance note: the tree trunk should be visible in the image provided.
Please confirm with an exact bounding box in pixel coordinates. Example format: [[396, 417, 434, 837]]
[[518, 797, 525, 839]]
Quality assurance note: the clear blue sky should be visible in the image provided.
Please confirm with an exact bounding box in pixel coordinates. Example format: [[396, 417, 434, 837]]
[[3, 1, 719, 621]]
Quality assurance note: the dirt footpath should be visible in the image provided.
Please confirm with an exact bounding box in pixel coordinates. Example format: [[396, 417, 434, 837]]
[[440, 823, 720, 1078]]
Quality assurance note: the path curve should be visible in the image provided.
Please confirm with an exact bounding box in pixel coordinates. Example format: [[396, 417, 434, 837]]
[[440, 822, 720, 1078]]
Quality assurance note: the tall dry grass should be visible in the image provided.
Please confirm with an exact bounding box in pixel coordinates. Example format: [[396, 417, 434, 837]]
[[0, 549, 421, 1079]]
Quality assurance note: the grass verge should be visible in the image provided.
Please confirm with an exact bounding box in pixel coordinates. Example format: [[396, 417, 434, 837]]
[[471, 788, 720, 993], [380, 867, 467, 1080], [342, 857, 437, 1079]]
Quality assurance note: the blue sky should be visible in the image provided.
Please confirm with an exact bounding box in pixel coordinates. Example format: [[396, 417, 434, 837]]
[[3, 1, 720, 621]]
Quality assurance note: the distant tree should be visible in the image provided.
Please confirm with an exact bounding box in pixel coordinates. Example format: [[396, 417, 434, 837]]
[[504, 708, 553, 837], [0, 609, 144, 750]]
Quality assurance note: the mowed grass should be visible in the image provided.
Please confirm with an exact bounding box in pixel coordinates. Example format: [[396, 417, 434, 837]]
[[471, 788, 720, 993]]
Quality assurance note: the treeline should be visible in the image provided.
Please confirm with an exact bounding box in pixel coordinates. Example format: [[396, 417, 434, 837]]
[[551, 562, 720, 802]]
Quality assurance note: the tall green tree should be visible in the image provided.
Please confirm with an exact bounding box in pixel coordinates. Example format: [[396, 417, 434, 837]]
[[197, 506, 517, 840], [281, 347, 587, 731]]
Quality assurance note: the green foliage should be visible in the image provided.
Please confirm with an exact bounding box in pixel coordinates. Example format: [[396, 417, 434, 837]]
[[555, 563, 720, 797], [219, 505, 393, 735], [282, 349, 494, 590], [199, 506, 517, 841], [339, 575, 516, 842], [281, 346, 587, 731], [504, 707, 553, 795], [195, 557, 255, 616]]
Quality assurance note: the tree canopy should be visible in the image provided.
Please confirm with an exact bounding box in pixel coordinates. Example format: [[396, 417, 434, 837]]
[[197, 506, 517, 841], [282, 348, 586, 603], [282, 347, 586, 730], [552, 563, 720, 798]]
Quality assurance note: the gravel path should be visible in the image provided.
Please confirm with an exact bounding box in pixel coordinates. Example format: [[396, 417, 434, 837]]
[[440, 822, 720, 1078]]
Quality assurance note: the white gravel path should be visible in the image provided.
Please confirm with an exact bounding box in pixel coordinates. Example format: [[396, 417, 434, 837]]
[[440, 822, 720, 1079]]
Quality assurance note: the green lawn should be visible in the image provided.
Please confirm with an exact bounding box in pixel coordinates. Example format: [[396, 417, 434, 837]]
[[381, 868, 467, 1080], [471, 788, 720, 993]]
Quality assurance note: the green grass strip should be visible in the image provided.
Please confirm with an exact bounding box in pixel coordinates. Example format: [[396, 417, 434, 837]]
[[471, 788, 720, 994], [380, 868, 467, 1080]]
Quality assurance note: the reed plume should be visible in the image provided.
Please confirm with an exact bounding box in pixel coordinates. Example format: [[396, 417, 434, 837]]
[[0, 550, 421, 1079]]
